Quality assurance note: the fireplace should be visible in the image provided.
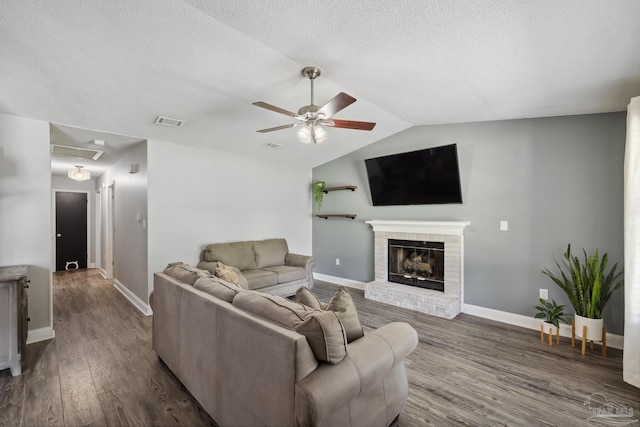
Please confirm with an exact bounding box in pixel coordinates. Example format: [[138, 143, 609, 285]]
[[365, 220, 470, 319], [388, 239, 444, 291]]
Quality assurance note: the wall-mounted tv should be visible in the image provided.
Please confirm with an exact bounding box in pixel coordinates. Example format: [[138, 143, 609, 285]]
[[364, 143, 463, 206]]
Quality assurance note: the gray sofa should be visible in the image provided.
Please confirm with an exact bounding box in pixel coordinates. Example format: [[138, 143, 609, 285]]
[[152, 266, 418, 427], [197, 238, 316, 297]]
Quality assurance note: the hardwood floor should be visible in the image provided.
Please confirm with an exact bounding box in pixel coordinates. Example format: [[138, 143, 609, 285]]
[[1, 269, 638, 426]]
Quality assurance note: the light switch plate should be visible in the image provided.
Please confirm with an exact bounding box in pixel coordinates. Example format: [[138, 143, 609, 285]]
[[500, 220, 508, 231]]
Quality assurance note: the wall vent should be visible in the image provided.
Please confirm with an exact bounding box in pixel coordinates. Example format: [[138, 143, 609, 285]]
[[50, 144, 104, 160], [265, 142, 283, 149], [154, 116, 185, 128]]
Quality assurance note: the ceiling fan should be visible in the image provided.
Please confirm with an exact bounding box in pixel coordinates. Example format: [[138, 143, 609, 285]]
[[253, 66, 376, 144]]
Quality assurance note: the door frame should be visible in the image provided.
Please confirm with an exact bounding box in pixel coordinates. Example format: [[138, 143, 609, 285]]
[[99, 182, 115, 279], [51, 190, 91, 272]]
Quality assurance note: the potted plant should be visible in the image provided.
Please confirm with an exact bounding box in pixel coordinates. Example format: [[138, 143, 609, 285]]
[[534, 298, 568, 337], [312, 181, 326, 211], [542, 244, 623, 341]]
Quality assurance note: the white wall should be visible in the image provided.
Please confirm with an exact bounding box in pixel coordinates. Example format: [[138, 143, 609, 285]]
[[51, 175, 97, 267], [95, 141, 148, 305], [147, 140, 312, 299], [0, 113, 52, 335]]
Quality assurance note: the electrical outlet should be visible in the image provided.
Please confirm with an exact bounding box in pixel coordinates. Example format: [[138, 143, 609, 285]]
[[336, 258, 340, 266], [539, 288, 548, 300]]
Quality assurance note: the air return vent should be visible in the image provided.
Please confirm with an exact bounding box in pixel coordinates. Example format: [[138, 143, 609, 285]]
[[154, 116, 185, 128], [265, 142, 283, 149], [50, 144, 104, 160]]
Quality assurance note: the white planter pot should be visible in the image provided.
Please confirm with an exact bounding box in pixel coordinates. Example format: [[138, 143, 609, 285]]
[[574, 314, 604, 341], [541, 321, 560, 336]]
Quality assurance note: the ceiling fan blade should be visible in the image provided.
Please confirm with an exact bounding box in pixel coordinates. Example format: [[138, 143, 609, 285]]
[[256, 123, 296, 133], [316, 92, 356, 118], [329, 119, 376, 131], [252, 101, 297, 117]]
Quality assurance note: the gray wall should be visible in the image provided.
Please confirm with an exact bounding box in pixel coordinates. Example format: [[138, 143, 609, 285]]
[[313, 113, 626, 335], [96, 141, 148, 304]]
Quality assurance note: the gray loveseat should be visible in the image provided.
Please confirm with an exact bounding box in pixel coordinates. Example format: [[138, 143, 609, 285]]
[[197, 238, 315, 297], [152, 265, 419, 427]]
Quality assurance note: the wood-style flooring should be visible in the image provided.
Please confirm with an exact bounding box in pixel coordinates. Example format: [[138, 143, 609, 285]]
[[1, 269, 638, 426]]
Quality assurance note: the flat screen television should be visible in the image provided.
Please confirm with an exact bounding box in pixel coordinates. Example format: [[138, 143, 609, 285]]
[[364, 143, 463, 206]]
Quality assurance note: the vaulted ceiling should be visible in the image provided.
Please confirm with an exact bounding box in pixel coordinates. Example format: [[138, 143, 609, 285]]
[[2, 1, 639, 172]]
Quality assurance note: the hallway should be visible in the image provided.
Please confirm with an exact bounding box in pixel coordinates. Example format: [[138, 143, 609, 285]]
[[0, 269, 215, 426]]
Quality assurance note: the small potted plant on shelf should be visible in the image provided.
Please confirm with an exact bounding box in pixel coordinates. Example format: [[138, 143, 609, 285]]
[[312, 181, 326, 211], [542, 244, 623, 342], [534, 298, 568, 337]]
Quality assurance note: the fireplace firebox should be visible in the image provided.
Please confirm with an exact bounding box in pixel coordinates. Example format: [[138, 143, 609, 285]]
[[388, 239, 445, 291]]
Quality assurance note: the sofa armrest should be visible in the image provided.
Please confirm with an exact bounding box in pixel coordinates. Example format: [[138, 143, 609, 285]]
[[285, 253, 317, 288], [294, 322, 417, 425]]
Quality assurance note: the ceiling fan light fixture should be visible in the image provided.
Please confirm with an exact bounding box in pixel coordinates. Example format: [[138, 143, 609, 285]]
[[298, 124, 327, 144], [68, 165, 90, 181]]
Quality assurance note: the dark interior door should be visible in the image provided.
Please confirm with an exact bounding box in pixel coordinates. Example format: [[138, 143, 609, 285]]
[[56, 192, 88, 271]]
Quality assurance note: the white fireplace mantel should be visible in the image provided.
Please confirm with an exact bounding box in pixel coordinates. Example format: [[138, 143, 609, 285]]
[[366, 220, 470, 236], [365, 219, 471, 319]]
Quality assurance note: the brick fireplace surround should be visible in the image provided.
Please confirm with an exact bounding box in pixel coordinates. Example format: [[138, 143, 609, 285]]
[[365, 220, 470, 319]]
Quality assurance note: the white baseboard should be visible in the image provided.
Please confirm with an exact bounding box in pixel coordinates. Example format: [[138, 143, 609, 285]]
[[113, 279, 153, 316], [312, 274, 625, 350], [314, 273, 365, 290], [27, 326, 55, 344], [463, 303, 624, 350]]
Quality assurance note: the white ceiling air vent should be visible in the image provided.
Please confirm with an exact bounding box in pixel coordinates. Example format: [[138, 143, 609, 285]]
[[265, 142, 283, 150], [50, 144, 104, 160], [154, 116, 185, 128]]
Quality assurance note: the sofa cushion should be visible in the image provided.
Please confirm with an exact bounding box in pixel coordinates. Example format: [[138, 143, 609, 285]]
[[327, 287, 364, 343], [295, 311, 347, 364], [193, 276, 241, 303], [205, 241, 258, 271], [295, 286, 328, 310], [263, 265, 306, 284], [163, 262, 211, 285], [253, 238, 289, 268], [232, 291, 314, 328], [242, 269, 278, 290]]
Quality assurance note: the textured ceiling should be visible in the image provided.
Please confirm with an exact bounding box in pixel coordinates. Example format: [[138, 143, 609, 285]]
[[1, 0, 639, 172]]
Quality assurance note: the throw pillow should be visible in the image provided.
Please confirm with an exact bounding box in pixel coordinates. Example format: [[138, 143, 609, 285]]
[[215, 261, 239, 285], [295, 286, 329, 310], [327, 287, 364, 343], [295, 311, 347, 364], [295, 286, 364, 343]]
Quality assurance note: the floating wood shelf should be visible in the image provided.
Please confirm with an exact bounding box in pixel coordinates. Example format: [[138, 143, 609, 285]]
[[316, 214, 357, 220], [323, 185, 357, 193]]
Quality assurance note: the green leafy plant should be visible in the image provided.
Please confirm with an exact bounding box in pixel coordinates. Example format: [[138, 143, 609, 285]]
[[534, 298, 568, 328], [312, 181, 326, 211], [542, 244, 623, 319]]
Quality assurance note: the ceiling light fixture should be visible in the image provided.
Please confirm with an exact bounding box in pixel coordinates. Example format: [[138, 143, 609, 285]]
[[298, 123, 327, 144], [68, 165, 90, 181]]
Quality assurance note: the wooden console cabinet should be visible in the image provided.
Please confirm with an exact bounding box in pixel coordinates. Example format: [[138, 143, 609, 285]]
[[0, 265, 29, 376]]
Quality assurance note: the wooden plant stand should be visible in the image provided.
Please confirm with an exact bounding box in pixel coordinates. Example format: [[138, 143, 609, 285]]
[[540, 323, 560, 346], [571, 319, 606, 357]]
